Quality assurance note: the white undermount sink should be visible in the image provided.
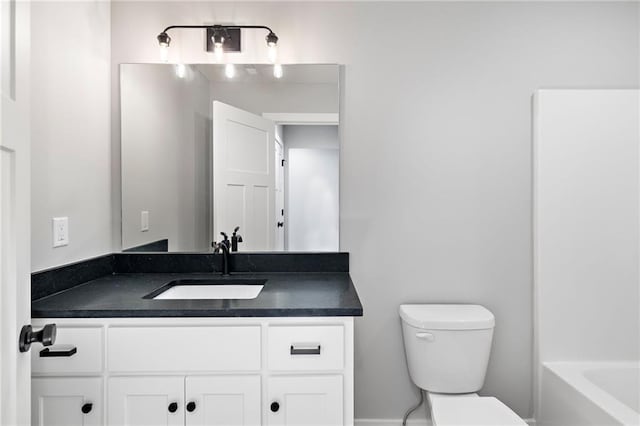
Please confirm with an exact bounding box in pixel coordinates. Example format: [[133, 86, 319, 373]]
[[145, 279, 266, 300]]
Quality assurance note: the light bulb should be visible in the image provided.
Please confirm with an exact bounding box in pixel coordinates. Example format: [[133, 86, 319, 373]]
[[225, 63, 236, 79], [214, 41, 224, 62], [212, 31, 225, 62], [273, 64, 283, 79], [268, 43, 278, 63], [157, 32, 171, 63], [175, 63, 186, 79], [266, 32, 279, 64], [159, 45, 169, 62]]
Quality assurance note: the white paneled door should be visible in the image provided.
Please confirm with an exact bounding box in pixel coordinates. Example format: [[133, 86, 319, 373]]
[[185, 375, 261, 426], [0, 0, 31, 425], [212, 101, 275, 251]]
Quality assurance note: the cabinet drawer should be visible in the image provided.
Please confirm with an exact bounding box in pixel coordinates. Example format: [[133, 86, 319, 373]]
[[32, 326, 103, 374], [268, 325, 344, 371], [108, 326, 261, 372]]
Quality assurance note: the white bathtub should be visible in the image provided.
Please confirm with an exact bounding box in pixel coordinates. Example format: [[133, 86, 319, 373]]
[[538, 362, 640, 426]]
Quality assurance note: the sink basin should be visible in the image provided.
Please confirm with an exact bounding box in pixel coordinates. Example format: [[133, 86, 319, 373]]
[[143, 279, 266, 300]]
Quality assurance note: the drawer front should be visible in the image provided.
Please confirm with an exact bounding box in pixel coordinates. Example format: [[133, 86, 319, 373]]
[[107, 326, 261, 372], [268, 325, 344, 371], [32, 326, 103, 374]]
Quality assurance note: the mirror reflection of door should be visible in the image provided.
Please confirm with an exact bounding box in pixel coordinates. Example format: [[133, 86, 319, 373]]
[[212, 101, 275, 251]]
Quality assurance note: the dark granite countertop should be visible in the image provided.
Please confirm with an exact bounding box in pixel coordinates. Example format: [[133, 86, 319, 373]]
[[32, 272, 363, 318]]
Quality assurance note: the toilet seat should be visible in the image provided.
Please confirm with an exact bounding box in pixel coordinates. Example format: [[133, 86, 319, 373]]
[[428, 393, 526, 426]]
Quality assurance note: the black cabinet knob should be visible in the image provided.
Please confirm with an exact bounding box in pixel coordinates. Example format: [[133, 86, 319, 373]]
[[81, 403, 92, 414], [270, 401, 280, 413], [186, 401, 196, 412], [168, 402, 178, 413]]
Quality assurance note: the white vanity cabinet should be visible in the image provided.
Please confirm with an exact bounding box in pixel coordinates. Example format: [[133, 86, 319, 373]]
[[31, 317, 354, 426], [107, 375, 261, 426]]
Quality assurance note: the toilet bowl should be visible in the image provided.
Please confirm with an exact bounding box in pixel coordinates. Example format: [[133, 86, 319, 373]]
[[399, 304, 527, 426]]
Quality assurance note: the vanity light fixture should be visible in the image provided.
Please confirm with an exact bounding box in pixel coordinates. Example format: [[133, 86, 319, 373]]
[[156, 24, 282, 79]]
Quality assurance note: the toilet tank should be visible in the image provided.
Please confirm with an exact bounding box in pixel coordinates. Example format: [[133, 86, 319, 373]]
[[399, 304, 495, 393]]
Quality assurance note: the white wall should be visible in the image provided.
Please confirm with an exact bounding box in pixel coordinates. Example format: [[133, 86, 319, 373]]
[[210, 81, 338, 116], [31, 1, 111, 271], [120, 64, 210, 251], [534, 90, 639, 363], [106, 1, 639, 420], [284, 125, 339, 251]]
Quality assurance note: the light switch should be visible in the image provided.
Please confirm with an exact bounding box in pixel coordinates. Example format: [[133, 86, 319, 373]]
[[141, 211, 149, 232], [52, 217, 69, 247]]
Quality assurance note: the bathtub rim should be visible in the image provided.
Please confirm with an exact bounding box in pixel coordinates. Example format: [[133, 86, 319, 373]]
[[543, 361, 640, 426]]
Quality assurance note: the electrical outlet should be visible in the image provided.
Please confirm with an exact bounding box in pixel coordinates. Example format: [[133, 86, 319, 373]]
[[141, 211, 149, 232], [52, 217, 69, 247]]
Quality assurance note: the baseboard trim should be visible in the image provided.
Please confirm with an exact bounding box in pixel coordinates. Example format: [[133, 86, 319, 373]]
[[355, 420, 430, 426], [355, 418, 535, 426]]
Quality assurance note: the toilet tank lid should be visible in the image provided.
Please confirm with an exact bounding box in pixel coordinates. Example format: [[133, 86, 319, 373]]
[[399, 304, 495, 330]]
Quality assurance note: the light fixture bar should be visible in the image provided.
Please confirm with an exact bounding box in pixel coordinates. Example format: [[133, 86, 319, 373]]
[[159, 24, 277, 51], [156, 23, 282, 78]]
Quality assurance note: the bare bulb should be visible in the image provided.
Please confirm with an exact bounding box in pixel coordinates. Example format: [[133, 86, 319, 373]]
[[214, 42, 224, 62], [225, 63, 236, 79], [273, 64, 283, 79], [268, 43, 278, 64], [159, 44, 169, 62]]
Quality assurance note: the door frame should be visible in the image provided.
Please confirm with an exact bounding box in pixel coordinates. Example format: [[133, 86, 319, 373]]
[[261, 113, 339, 126]]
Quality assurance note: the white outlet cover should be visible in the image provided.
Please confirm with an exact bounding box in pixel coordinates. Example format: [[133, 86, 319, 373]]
[[141, 211, 149, 232], [52, 217, 69, 247]]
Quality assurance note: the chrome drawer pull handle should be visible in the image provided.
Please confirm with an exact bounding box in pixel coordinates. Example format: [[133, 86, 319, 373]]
[[290, 345, 321, 355]]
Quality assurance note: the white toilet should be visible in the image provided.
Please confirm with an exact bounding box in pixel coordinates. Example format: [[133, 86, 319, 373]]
[[399, 304, 526, 426]]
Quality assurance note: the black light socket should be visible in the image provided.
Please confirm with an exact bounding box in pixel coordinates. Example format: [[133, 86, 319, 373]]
[[266, 31, 278, 46], [157, 32, 171, 46]]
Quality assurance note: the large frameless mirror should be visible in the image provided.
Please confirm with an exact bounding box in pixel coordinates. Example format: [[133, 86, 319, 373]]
[[120, 64, 340, 252]]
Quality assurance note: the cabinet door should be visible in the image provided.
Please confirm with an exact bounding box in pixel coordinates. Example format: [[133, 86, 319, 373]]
[[32, 378, 102, 426], [108, 376, 183, 426], [267, 376, 343, 426], [185, 375, 261, 426]]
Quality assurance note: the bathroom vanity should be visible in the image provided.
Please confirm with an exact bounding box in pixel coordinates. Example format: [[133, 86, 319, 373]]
[[30, 253, 362, 426], [27, 63, 355, 426]]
